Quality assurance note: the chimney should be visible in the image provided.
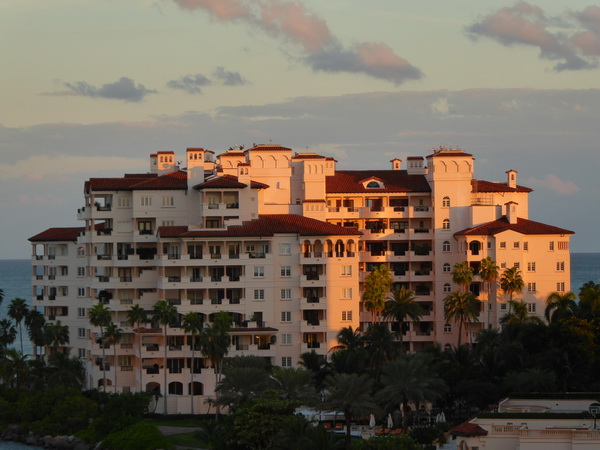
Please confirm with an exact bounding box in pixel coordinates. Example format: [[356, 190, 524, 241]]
[[186, 148, 206, 189], [156, 151, 176, 174], [391, 158, 402, 170], [505, 201, 518, 224], [150, 153, 158, 174], [506, 170, 517, 189]]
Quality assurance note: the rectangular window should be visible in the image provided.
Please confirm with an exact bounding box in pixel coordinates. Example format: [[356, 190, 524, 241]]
[[523, 242, 529, 251], [281, 311, 291, 322], [253, 289, 265, 300], [500, 262, 506, 269], [558, 241, 569, 250], [253, 266, 265, 277], [280, 289, 292, 300], [557, 282, 565, 292], [341, 288, 353, 299], [279, 243, 291, 255], [487, 242, 492, 249], [281, 356, 292, 367], [282, 334, 292, 345], [78, 328, 86, 338], [280, 266, 291, 277], [500, 303, 507, 310], [341, 310, 353, 321], [513, 262, 520, 269], [162, 220, 175, 227], [161, 196, 174, 207], [549, 241, 555, 251], [78, 267, 85, 277], [77, 288, 85, 297], [513, 242, 520, 249], [527, 303, 536, 313], [117, 197, 130, 208], [341, 265, 352, 276], [556, 261, 565, 271], [78, 348, 86, 359], [77, 307, 86, 318], [77, 246, 85, 256], [500, 242, 506, 249], [444, 324, 452, 333], [140, 196, 152, 207], [527, 282, 536, 293], [527, 262, 536, 272]]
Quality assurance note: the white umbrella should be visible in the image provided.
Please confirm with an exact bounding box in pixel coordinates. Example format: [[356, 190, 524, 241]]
[[369, 413, 376, 428], [440, 411, 446, 423], [387, 413, 393, 429]]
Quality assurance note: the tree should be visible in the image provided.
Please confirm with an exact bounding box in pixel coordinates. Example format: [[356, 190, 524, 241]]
[[0, 318, 17, 355], [105, 322, 123, 390], [8, 297, 30, 354], [0, 288, 4, 306], [151, 299, 178, 414], [90, 303, 112, 391], [383, 286, 424, 353], [44, 320, 69, 354], [500, 266, 524, 310], [545, 291, 578, 323], [270, 366, 317, 403], [579, 281, 600, 319], [363, 265, 393, 324], [0, 348, 29, 389], [25, 309, 46, 358], [444, 291, 481, 347], [500, 300, 544, 341], [479, 257, 499, 325], [126, 304, 148, 392], [451, 261, 474, 293], [182, 311, 204, 414], [47, 349, 86, 388], [321, 372, 379, 449]]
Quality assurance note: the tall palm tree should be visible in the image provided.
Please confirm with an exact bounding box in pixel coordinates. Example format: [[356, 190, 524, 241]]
[[451, 261, 474, 293], [270, 366, 317, 403], [8, 298, 29, 354], [47, 349, 86, 389], [444, 291, 481, 347], [321, 372, 379, 449], [479, 257, 499, 326], [182, 311, 204, 414], [500, 267, 524, 311], [104, 322, 123, 391], [0, 288, 4, 306], [127, 304, 148, 392], [0, 318, 17, 356], [25, 309, 46, 358], [43, 320, 69, 354], [0, 349, 29, 389], [362, 264, 393, 324], [545, 291, 578, 323], [500, 300, 545, 340], [383, 286, 424, 353], [89, 303, 111, 391], [152, 299, 178, 414]]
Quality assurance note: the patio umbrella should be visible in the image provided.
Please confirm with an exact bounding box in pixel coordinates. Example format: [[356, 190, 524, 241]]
[[440, 411, 446, 422], [387, 413, 393, 429], [369, 413, 376, 428]]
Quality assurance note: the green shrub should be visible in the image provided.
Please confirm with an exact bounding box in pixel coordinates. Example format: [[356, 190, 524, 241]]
[[102, 421, 174, 450], [352, 434, 421, 450]]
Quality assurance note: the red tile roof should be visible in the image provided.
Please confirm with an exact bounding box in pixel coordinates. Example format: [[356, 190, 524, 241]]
[[426, 149, 474, 158], [158, 214, 361, 238], [326, 170, 431, 194], [450, 421, 488, 437], [193, 174, 269, 190], [246, 144, 292, 152], [455, 216, 574, 237], [473, 179, 532, 193], [292, 153, 327, 160], [29, 227, 85, 242], [87, 171, 188, 191]]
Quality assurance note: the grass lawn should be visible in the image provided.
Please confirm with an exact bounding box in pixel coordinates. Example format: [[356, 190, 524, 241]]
[[167, 431, 205, 449]]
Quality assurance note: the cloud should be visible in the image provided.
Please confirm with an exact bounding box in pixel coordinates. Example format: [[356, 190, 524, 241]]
[[167, 74, 212, 94], [526, 174, 580, 195], [61, 77, 156, 102], [466, 2, 598, 71], [213, 66, 248, 86], [171, 0, 422, 85]]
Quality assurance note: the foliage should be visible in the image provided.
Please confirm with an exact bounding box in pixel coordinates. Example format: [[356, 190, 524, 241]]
[[101, 421, 174, 450], [444, 291, 480, 347], [363, 265, 393, 324], [351, 434, 421, 450], [383, 287, 424, 352], [451, 262, 474, 293]]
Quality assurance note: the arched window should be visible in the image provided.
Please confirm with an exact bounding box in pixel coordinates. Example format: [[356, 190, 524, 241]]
[[442, 219, 450, 230], [168, 381, 183, 395], [443, 263, 451, 273], [442, 196, 450, 207], [442, 241, 450, 252], [366, 181, 381, 188], [443, 283, 451, 293]]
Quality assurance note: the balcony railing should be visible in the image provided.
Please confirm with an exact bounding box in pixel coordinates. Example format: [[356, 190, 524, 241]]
[[248, 252, 266, 258], [167, 276, 181, 282]]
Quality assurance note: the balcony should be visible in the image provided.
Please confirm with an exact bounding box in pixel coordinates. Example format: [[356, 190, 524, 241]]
[[168, 276, 182, 282], [247, 252, 265, 259], [97, 255, 111, 260]]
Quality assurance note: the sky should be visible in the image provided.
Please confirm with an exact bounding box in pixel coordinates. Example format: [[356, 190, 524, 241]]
[[1, 0, 599, 259]]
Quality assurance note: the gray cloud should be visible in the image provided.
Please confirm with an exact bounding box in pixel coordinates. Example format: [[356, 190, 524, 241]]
[[467, 2, 599, 71], [63, 77, 156, 102], [213, 66, 248, 86], [167, 74, 212, 94]]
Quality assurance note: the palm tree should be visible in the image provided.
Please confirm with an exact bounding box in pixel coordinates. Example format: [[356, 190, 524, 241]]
[[451, 261, 474, 293], [47, 349, 86, 388], [362, 264, 393, 324], [8, 298, 30, 354], [363, 323, 398, 376], [104, 322, 123, 391], [127, 304, 148, 392], [89, 303, 111, 391], [270, 366, 317, 403], [331, 326, 364, 352], [25, 309, 46, 358], [545, 291, 578, 323], [578, 281, 600, 319], [0, 349, 29, 389], [182, 311, 204, 414], [0, 288, 4, 306], [444, 291, 481, 347], [479, 257, 499, 326], [152, 299, 178, 414], [0, 318, 17, 355], [321, 372, 379, 449], [500, 267, 524, 311], [43, 320, 69, 354], [383, 286, 424, 352], [500, 300, 545, 340]]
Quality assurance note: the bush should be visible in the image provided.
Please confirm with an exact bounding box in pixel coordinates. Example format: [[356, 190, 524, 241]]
[[102, 421, 174, 450], [352, 434, 421, 450]]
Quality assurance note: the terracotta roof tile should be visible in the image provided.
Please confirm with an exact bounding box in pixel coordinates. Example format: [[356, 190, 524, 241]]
[[473, 179, 532, 193], [88, 171, 188, 191], [455, 216, 574, 237], [326, 170, 431, 194], [292, 153, 327, 160], [193, 174, 268, 190], [426, 149, 474, 158], [246, 144, 292, 152], [29, 227, 85, 242], [450, 421, 488, 437]]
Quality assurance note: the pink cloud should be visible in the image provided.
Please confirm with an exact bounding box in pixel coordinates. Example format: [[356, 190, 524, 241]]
[[526, 174, 580, 195], [173, 0, 251, 20]]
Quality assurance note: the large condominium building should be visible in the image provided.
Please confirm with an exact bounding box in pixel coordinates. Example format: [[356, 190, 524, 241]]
[[29, 145, 573, 413]]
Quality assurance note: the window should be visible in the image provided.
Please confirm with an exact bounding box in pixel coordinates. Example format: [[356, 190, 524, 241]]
[[558, 241, 569, 250], [280, 266, 291, 277], [162, 220, 175, 227], [280, 289, 292, 300], [513, 242, 520, 249], [78, 348, 86, 359], [442, 241, 450, 252], [279, 243, 291, 255], [161, 196, 174, 207], [78, 288, 85, 297], [282, 334, 292, 345], [78, 328, 86, 338], [77, 307, 86, 318], [444, 324, 451, 333], [442, 219, 450, 230], [253, 266, 265, 277], [77, 246, 85, 256], [281, 356, 292, 367], [557, 282, 565, 292], [527, 303, 536, 313], [341, 265, 352, 276], [443, 263, 451, 273], [78, 267, 85, 277], [254, 289, 265, 300], [527, 262, 536, 272], [281, 311, 291, 322], [442, 196, 450, 208], [487, 242, 492, 249], [500, 262, 507, 269], [342, 311, 353, 321], [523, 242, 529, 251], [140, 196, 152, 207], [500, 303, 507, 310], [443, 283, 451, 293], [556, 261, 565, 271], [117, 197, 130, 208], [527, 282, 536, 293], [549, 241, 555, 251], [500, 242, 506, 249], [341, 288, 353, 299], [513, 262, 520, 269]]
